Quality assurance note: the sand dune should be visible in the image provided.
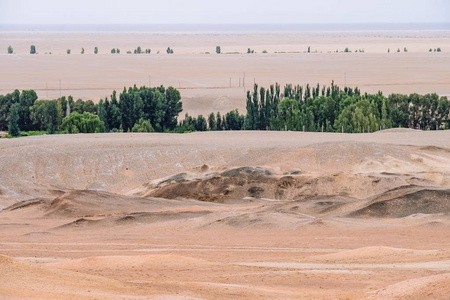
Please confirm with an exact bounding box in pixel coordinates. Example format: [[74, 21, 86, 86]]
[[1, 131, 450, 299], [369, 272, 450, 300]]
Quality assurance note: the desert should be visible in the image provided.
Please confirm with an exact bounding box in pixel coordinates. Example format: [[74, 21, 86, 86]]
[[1, 29, 450, 118], [1, 16, 450, 300], [1, 129, 450, 299]]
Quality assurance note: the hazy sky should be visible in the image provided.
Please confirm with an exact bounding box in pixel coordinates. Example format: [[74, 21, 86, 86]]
[[1, 0, 449, 24]]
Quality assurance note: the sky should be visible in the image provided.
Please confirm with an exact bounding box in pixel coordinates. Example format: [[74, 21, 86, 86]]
[[0, 0, 449, 25]]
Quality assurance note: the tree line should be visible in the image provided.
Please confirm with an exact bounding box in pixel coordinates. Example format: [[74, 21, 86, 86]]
[[0, 85, 183, 136], [1, 82, 449, 137], [241, 82, 449, 132]]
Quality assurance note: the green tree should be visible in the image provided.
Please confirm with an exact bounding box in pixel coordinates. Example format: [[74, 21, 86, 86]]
[[8, 103, 21, 136], [19, 90, 38, 131], [94, 47, 98, 54], [43, 101, 58, 134], [66, 49, 71, 54], [162, 87, 182, 130], [111, 48, 116, 54], [7, 45, 13, 54], [81, 48, 85, 54], [277, 98, 301, 131], [61, 112, 105, 134], [225, 109, 244, 130], [244, 91, 255, 129], [194, 115, 207, 131], [30, 45, 36, 54], [82, 100, 97, 114], [216, 46, 221, 54], [208, 112, 216, 130], [216, 112, 223, 130]]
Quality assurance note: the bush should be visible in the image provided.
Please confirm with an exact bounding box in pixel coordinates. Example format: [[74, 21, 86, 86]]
[[132, 118, 154, 132], [67, 49, 71, 54], [61, 112, 105, 134], [7, 45, 13, 54], [30, 45, 36, 54]]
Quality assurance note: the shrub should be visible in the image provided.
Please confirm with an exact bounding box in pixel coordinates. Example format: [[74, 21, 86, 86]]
[[61, 112, 105, 134], [132, 118, 154, 132]]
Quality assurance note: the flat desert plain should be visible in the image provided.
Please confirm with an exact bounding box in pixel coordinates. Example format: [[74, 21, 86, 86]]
[[1, 30, 450, 117], [1, 130, 450, 299]]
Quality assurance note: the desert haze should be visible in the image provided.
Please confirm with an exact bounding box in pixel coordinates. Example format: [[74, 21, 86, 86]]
[[1, 30, 450, 117], [1, 27, 450, 299]]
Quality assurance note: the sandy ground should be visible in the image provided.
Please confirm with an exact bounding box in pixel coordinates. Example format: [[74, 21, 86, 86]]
[[1, 130, 450, 299], [1, 29, 450, 299], [1, 31, 450, 117]]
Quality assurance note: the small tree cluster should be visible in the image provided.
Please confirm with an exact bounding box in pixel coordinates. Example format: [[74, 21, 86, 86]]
[[167, 47, 174, 54], [61, 112, 105, 134], [98, 85, 182, 133]]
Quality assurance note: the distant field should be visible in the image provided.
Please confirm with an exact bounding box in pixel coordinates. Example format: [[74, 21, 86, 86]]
[[1, 30, 450, 117]]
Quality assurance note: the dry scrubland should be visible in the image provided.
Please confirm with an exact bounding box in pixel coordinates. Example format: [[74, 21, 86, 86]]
[[1, 31, 450, 117], [0, 130, 450, 299]]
